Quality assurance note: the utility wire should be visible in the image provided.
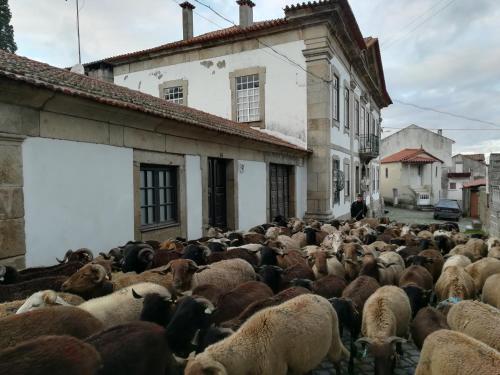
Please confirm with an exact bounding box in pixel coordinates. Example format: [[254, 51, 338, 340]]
[[192, 0, 332, 84], [382, 0, 457, 50], [394, 99, 500, 128]]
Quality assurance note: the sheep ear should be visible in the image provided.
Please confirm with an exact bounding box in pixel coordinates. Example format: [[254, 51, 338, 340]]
[[132, 289, 143, 299]]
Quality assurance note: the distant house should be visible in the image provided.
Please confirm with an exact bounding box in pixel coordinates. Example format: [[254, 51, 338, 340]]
[[447, 153, 488, 206], [381, 148, 443, 208], [381, 124, 454, 197]]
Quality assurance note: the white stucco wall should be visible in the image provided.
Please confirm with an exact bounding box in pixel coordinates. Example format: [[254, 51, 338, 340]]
[[22, 138, 134, 267], [295, 165, 307, 219], [114, 40, 307, 147], [185, 155, 203, 240], [237, 160, 267, 230]]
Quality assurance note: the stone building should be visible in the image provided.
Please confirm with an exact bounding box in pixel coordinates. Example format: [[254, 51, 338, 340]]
[[85, 0, 392, 220], [0, 50, 307, 267], [447, 153, 488, 205], [489, 154, 500, 236]]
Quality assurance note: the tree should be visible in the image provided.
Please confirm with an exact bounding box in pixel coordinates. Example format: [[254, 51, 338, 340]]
[[0, 0, 17, 53]]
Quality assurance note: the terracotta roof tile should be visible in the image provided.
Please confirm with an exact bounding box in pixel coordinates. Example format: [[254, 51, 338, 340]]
[[0, 50, 308, 153], [448, 172, 472, 179], [463, 179, 486, 188], [381, 148, 443, 164], [85, 19, 289, 66]]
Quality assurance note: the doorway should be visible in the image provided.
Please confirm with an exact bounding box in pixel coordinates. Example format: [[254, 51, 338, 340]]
[[208, 158, 227, 229]]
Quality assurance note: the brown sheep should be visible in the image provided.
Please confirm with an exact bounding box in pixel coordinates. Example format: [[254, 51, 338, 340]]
[[191, 284, 224, 307], [212, 281, 273, 324], [435, 265, 476, 302], [309, 251, 345, 279], [0, 306, 103, 350], [341, 275, 380, 316], [0, 276, 68, 303], [416, 249, 444, 282], [410, 307, 449, 350], [415, 329, 500, 375], [276, 250, 308, 268], [0, 335, 101, 375], [207, 248, 259, 266], [280, 263, 315, 290], [482, 273, 500, 308], [464, 257, 500, 292]]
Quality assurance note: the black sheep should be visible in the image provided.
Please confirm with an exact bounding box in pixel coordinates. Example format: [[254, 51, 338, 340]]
[[181, 244, 208, 265], [136, 291, 177, 328], [257, 265, 283, 293], [121, 242, 154, 273], [259, 246, 279, 267]]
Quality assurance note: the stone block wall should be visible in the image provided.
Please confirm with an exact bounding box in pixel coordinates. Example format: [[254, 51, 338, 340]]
[[488, 154, 500, 237]]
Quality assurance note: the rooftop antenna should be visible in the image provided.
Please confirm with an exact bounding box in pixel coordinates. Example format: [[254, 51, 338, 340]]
[[66, 0, 82, 65]]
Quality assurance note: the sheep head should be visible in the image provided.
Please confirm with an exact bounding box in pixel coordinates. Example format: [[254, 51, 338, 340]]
[[167, 259, 205, 292], [356, 336, 406, 374], [61, 263, 108, 294], [16, 290, 71, 314]]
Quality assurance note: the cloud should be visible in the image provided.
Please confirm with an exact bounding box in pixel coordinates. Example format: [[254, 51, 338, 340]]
[[8, 0, 500, 155]]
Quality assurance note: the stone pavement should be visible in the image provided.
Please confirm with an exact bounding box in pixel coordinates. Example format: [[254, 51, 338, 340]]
[[385, 206, 472, 232], [311, 331, 420, 375]]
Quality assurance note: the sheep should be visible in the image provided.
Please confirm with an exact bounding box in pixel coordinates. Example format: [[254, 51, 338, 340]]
[[166, 258, 255, 293], [357, 286, 412, 375], [276, 249, 308, 268], [410, 307, 449, 350], [280, 263, 315, 290], [165, 296, 216, 357], [0, 276, 68, 303], [85, 321, 181, 375], [207, 248, 259, 266], [56, 248, 94, 264], [411, 249, 444, 282], [275, 234, 301, 251], [482, 273, 500, 308], [342, 275, 380, 316], [77, 282, 170, 328], [398, 265, 433, 317], [120, 241, 155, 273], [442, 254, 471, 270], [211, 281, 273, 324], [15, 290, 71, 314], [464, 257, 500, 292], [464, 238, 488, 260], [185, 294, 349, 375], [488, 245, 500, 259], [191, 284, 224, 306], [414, 329, 500, 375], [0, 335, 102, 375], [136, 292, 177, 327], [435, 265, 476, 302], [0, 306, 103, 350], [309, 250, 345, 279], [360, 253, 403, 286], [447, 300, 500, 351], [448, 244, 475, 261], [290, 274, 347, 299], [257, 265, 283, 293], [0, 261, 85, 285]]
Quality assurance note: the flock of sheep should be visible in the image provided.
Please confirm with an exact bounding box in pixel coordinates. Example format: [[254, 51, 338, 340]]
[[1, 216, 500, 375]]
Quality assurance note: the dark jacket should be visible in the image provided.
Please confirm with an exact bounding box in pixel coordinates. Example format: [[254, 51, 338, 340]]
[[351, 200, 368, 221]]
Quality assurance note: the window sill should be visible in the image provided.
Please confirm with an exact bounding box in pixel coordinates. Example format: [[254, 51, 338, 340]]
[[140, 222, 180, 233]]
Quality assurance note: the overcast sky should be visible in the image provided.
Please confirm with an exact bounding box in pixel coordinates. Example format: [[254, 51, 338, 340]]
[[8, 0, 500, 155]]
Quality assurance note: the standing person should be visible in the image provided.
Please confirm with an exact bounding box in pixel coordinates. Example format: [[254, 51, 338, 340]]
[[351, 193, 368, 221]]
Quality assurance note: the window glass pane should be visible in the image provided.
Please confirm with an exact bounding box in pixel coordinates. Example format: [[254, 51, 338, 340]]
[[160, 205, 166, 222], [158, 171, 164, 187], [141, 208, 147, 225], [147, 171, 153, 187], [140, 189, 146, 206], [167, 205, 174, 220], [147, 189, 153, 204], [140, 171, 145, 188], [236, 74, 260, 122], [164, 86, 184, 105], [159, 189, 166, 204], [147, 207, 154, 223]]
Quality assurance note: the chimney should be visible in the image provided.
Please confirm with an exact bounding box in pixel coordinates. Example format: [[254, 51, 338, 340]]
[[237, 0, 255, 28], [180, 2, 195, 40], [438, 129, 443, 136]]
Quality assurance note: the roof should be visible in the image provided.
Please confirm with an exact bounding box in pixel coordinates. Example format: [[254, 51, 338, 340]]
[[382, 124, 455, 143], [464, 153, 485, 162], [0, 50, 308, 153], [85, 19, 289, 66], [381, 148, 443, 164], [463, 178, 486, 189], [448, 172, 471, 179]]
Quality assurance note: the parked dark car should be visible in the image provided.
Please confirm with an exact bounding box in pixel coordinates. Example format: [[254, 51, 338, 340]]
[[434, 199, 462, 221]]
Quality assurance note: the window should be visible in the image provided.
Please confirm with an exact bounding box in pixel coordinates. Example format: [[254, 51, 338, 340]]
[[436, 166, 438, 177], [344, 163, 350, 197], [376, 169, 380, 191], [164, 86, 184, 104], [372, 167, 376, 190], [418, 165, 422, 176], [332, 74, 339, 121], [360, 107, 365, 135], [236, 74, 260, 122], [366, 112, 371, 135], [385, 168, 388, 179], [332, 159, 341, 204], [355, 99, 360, 135], [449, 182, 457, 190], [140, 165, 178, 227], [344, 87, 350, 129]]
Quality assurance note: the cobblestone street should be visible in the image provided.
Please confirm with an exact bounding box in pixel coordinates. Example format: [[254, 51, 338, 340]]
[[385, 206, 472, 232], [312, 331, 420, 375]]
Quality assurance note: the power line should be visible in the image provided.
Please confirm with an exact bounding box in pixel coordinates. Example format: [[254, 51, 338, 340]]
[[382, 0, 457, 50], [192, 0, 331, 85], [383, 127, 500, 132], [394, 99, 500, 128]]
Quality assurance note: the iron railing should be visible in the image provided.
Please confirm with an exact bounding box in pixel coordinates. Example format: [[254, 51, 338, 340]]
[[359, 134, 380, 156]]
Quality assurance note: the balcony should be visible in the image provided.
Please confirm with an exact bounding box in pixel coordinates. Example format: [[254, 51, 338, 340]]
[[359, 134, 380, 161]]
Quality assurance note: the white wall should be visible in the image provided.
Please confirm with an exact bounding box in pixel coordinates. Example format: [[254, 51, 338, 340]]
[[237, 160, 267, 230], [115, 41, 307, 147], [23, 138, 134, 267], [295, 165, 307, 219], [185, 155, 203, 240]]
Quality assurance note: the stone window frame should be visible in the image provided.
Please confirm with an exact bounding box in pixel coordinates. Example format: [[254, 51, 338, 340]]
[[343, 159, 351, 202], [332, 155, 341, 206], [331, 65, 340, 128], [158, 79, 189, 106], [354, 97, 360, 138], [229, 67, 266, 129]]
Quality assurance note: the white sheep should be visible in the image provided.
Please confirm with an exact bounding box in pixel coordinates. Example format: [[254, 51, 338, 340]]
[[185, 294, 349, 375], [378, 252, 405, 285], [415, 329, 500, 375], [442, 255, 471, 270], [482, 273, 500, 308], [16, 290, 71, 314], [447, 300, 500, 351], [78, 282, 170, 328], [309, 250, 345, 279]]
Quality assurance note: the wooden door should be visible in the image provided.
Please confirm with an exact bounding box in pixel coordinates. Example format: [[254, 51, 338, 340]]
[[208, 158, 227, 228], [270, 164, 290, 220], [471, 191, 479, 218]]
